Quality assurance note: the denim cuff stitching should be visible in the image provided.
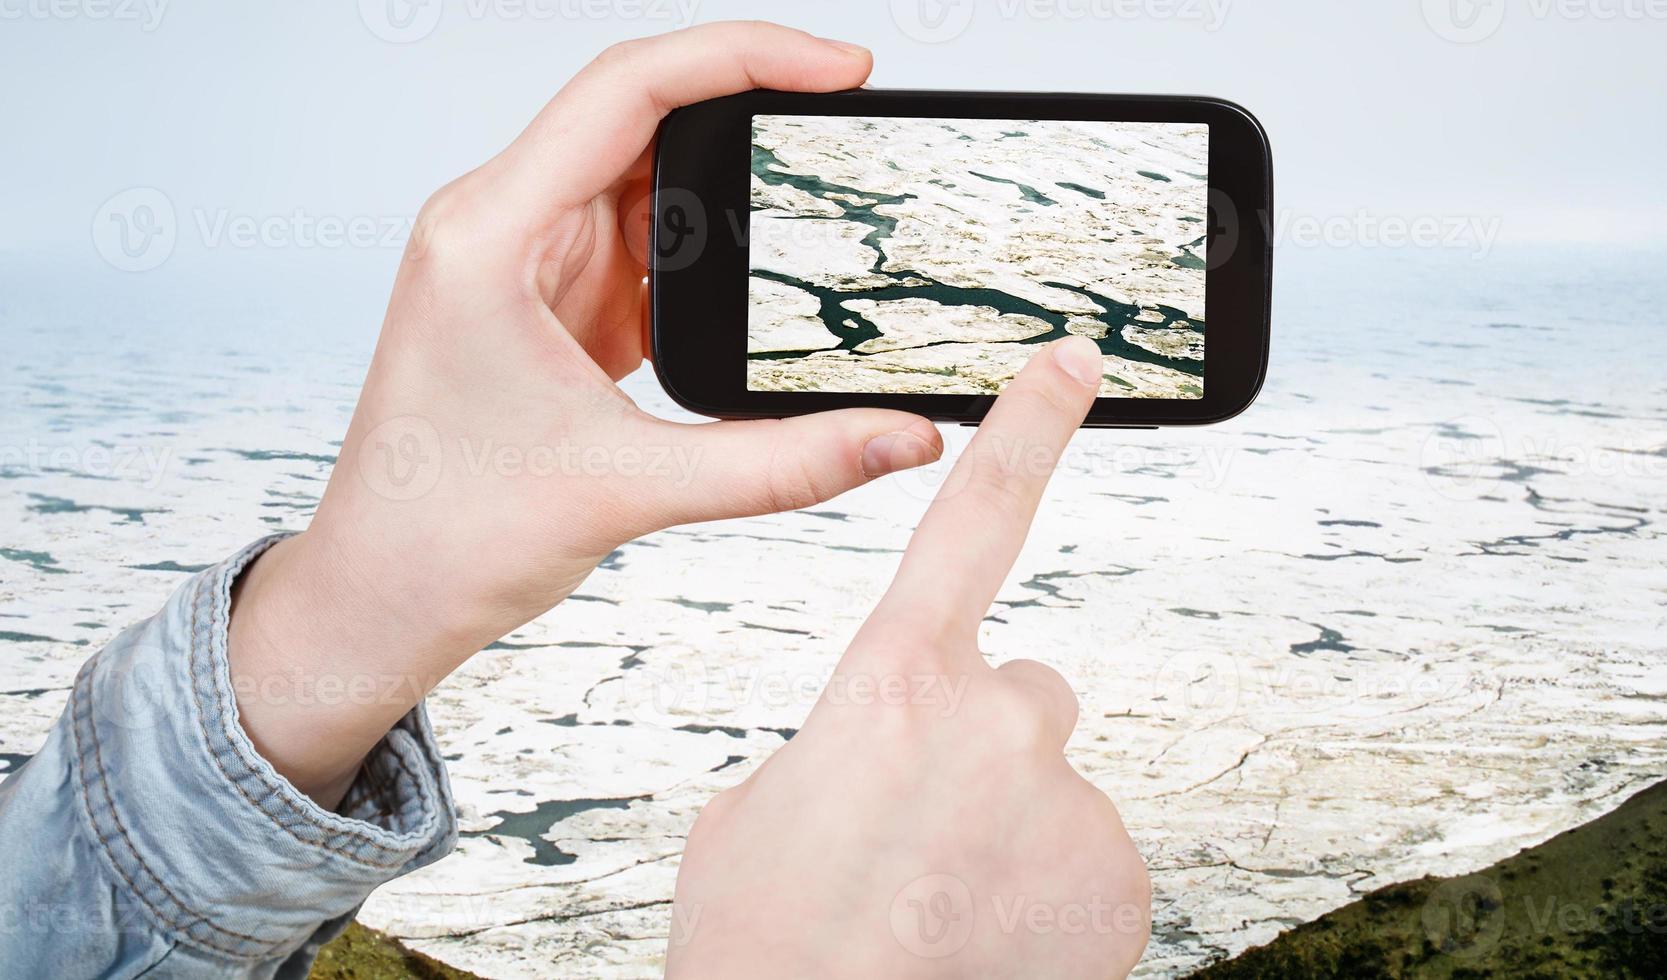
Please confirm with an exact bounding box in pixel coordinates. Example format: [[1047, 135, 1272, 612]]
[[68, 535, 460, 960]]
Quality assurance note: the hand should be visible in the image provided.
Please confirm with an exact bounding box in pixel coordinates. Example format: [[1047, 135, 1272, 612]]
[[227, 23, 944, 806], [667, 337, 1151, 979]]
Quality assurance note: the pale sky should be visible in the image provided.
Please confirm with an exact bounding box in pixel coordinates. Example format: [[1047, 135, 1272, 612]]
[[2, 0, 1664, 258]]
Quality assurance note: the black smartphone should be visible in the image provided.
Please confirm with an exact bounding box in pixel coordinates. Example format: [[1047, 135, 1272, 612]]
[[650, 89, 1272, 427]]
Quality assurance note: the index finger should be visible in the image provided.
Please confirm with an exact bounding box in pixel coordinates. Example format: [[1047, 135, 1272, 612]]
[[492, 21, 872, 220], [873, 337, 1104, 642]]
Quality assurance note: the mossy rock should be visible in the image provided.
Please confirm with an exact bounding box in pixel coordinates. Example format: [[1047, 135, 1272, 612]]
[[309, 922, 481, 980], [1191, 779, 1667, 979]]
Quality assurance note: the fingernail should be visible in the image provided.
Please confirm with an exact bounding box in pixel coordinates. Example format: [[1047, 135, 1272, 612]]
[[1053, 336, 1104, 387], [862, 428, 940, 478], [821, 38, 871, 58]]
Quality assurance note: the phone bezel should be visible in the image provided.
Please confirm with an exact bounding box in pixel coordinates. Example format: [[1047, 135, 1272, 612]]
[[651, 88, 1272, 426]]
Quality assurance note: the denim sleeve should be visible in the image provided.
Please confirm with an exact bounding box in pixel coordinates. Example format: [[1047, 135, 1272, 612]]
[[0, 535, 458, 979]]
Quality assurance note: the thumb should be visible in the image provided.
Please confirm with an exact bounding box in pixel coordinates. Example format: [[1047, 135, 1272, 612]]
[[640, 411, 943, 529]]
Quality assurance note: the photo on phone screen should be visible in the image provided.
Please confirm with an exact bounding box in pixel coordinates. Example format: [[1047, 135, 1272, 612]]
[[745, 115, 1209, 399]]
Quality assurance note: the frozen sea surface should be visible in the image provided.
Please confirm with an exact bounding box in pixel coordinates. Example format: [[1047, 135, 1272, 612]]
[[2, 246, 1665, 976], [747, 115, 1209, 398]]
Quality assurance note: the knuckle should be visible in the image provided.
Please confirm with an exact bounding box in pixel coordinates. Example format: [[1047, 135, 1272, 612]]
[[1131, 853, 1153, 918], [985, 683, 1062, 752], [1094, 794, 1148, 883], [991, 660, 1080, 749], [413, 182, 467, 236], [734, 18, 780, 40], [692, 783, 747, 834], [766, 474, 820, 515], [1000, 658, 1076, 706], [703, 785, 739, 817], [407, 181, 487, 276], [762, 443, 829, 515], [1071, 785, 1151, 942], [594, 38, 649, 73], [1114, 833, 1153, 943]]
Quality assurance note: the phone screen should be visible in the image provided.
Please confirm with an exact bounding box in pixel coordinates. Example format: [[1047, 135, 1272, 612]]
[[746, 115, 1209, 399]]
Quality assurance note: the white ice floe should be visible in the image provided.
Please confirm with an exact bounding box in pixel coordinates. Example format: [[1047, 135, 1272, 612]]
[[841, 298, 1053, 354], [745, 278, 841, 355]]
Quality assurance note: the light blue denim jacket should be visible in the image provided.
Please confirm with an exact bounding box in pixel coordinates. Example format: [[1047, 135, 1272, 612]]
[[0, 536, 458, 978]]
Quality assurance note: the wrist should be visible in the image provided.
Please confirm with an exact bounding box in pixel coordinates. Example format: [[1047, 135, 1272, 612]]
[[226, 528, 460, 807]]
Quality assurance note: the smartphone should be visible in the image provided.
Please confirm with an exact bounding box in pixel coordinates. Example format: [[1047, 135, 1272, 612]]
[[650, 89, 1272, 427]]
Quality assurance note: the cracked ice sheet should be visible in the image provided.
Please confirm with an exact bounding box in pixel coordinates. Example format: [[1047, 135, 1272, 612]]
[[754, 115, 1208, 316], [746, 115, 1209, 398], [3, 247, 1666, 977]]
